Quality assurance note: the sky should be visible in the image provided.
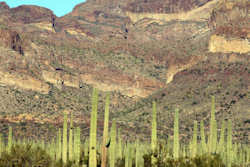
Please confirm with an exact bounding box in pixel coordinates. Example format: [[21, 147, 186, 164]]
[[5, 0, 86, 17]]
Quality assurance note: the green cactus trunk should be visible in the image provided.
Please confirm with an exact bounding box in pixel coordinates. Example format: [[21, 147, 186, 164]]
[[101, 92, 110, 167], [151, 101, 157, 167], [74, 127, 81, 163], [200, 120, 207, 154], [89, 87, 99, 167], [227, 119, 232, 167], [173, 108, 179, 159], [209, 96, 217, 154], [218, 120, 225, 156], [57, 128, 62, 161], [63, 112, 68, 164], [0, 133, 3, 155], [117, 129, 123, 160], [109, 120, 116, 167], [69, 112, 74, 161], [8, 126, 12, 153], [192, 120, 198, 158]]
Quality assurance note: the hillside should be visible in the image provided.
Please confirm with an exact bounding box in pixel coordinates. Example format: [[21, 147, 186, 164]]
[[0, 0, 249, 144]]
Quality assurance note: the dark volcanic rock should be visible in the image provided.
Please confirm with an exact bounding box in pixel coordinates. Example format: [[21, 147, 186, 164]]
[[0, 2, 9, 10], [9, 5, 56, 23]]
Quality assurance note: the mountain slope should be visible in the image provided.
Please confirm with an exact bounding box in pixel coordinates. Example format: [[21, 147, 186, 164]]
[[0, 0, 249, 143]]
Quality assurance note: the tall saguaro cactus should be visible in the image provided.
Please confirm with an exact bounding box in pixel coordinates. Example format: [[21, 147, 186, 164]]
[[200, 120, 207, 154], [192, 121, 198, 157], [8, 126, 12, 153], [110, 120, 117, 167], [218, 120, 225, 158], [173, 108, 179, 159], [74, 127, 81, 163], [69, 112, 74, 161], [89, 87, 99, 167], [151, 101, 157, 167], [209, 96, 217, 153], [63, 112, 68, 164], [57, 128, 62, 161], [227, 119, 232, 167], [101, 92, 110, 167]]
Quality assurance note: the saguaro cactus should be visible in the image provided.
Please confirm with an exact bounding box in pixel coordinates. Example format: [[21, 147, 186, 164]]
[[69, 112, 74, 161], [191, 121, 198, 157], [209, 96, 217, 153], [110, 120, 116, 167], [63, 112, 68, 164], [227, 119, 232, 167], [200, 120, 207, 154], [8, 126, 12, 153], [57, 128, 62, 161], [74, 127, 81, 163], [151, 101, 157, 167], [173, 108, 179, 159], [89, 87, 99, 167], [218, 120, 225, 161], [101, 92, 110, 167]]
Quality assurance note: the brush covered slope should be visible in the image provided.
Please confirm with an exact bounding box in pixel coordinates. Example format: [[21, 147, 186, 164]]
[[0, 0, 249, 144]]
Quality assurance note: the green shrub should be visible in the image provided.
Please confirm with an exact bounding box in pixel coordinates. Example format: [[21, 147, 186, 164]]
[[0, 144, 52, 167]]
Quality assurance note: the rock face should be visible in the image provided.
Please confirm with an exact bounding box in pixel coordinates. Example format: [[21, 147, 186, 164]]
[[209, 35, 250, 53], [126, 0, 219, 22], [0, 70, 49, 94], [9, 5, 56, 24], [0, 2, 9, 10]]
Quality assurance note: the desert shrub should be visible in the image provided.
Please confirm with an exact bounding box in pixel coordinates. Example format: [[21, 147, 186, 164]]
[[0, 144, 52, 167], [143, 152, 227, 167]]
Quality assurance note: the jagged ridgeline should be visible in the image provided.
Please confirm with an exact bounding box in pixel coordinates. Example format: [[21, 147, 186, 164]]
[[0, 87, 249, 167]]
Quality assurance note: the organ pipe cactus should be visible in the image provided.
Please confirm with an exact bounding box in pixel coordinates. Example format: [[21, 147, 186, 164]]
[[209, 96, 217, 153], [151, 101, 157, 167], [117, 129, 123, 160], [109, 120, 116, 167], [101, 92, 110, 167], [173, 108, 179, 159], [227, 119, 232, 167], [74, 127, 81, 163], [218, 120, 225, 155], [57, 128, 62, 161], [192, 120, 198, 158], [200, 120, 207, 154], [62, 112, 68, 164], [8, 126, 12, 153], [89, 87, 99, 167], [69, 112, 73, 161]]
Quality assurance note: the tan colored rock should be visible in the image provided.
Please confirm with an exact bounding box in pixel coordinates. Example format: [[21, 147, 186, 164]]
[[0, 70, 49, 94], [42, 70, 80, 88], [80, 73, 164, 98], [209, 35, 250, 54], [126, 0, 219, 23], [31, 22, 55, 32], [166, 56, 203, 84]]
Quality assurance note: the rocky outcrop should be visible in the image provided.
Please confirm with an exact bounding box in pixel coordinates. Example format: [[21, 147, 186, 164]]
[[0, 70, 50, 94], [166, 56, 204, 84], [42, 68, 165, 98], [0, 2, 10, 10], [9, 5, 56, 24], [42, 70, 80, 89], [126, 0, 219, 22], [0, 28, 25, 55], [209, 35, 250, 53], [31, 22, 55, 32]]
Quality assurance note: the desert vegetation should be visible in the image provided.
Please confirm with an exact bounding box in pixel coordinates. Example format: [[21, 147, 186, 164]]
[[0, 87, 249, 167]]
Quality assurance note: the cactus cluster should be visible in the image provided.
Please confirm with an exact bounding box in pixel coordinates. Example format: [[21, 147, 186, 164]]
[[0, 88, 249, 167]]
